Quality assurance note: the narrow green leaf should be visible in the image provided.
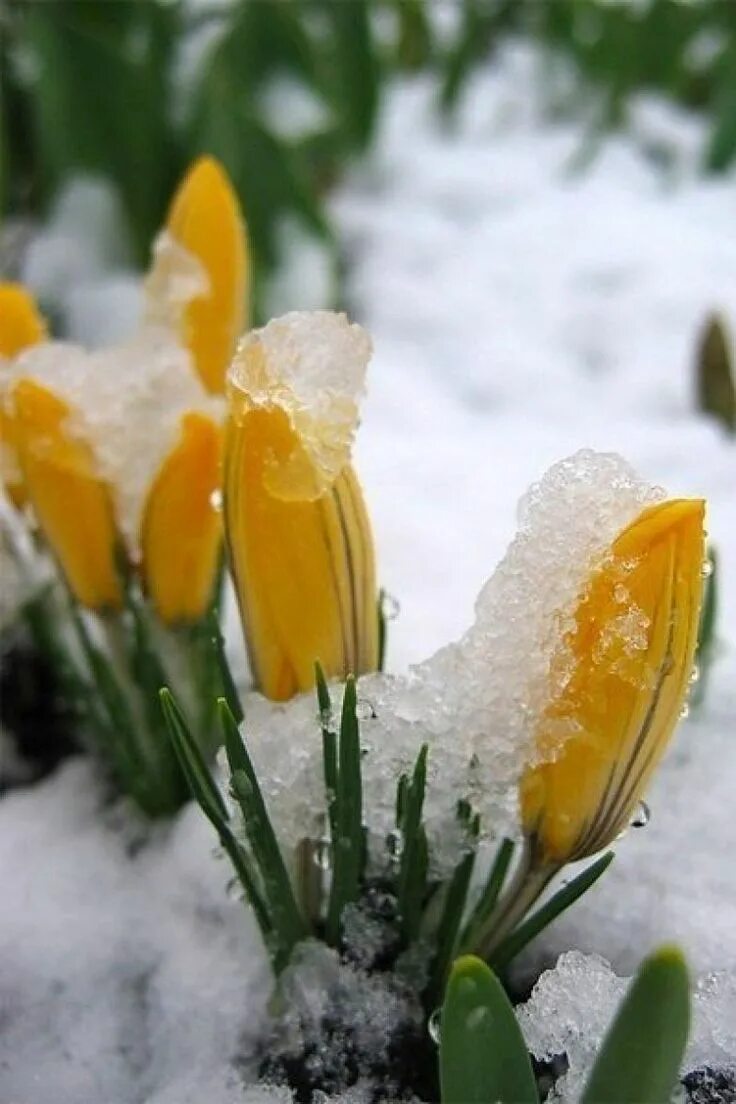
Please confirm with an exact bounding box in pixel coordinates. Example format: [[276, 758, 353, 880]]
[[491, 851, 614, 971], [692, 546, 718, 709], [695, 313, 735, 433], [220, 699, 307, 954], [315, 661, 338, 840], [160, 688, 229, 826], [461, 837, 515, 951], [377, 589, 387, 673], [426, 811, 480, 1009], [209, 612, 243, 723], [582, 945, 690, 1104], [325, 676, 364, 943], [160, 688, 272, 944], [323, 0, 380, 150], [440, 955, 538, 1104], [397, 744, 429, 941]]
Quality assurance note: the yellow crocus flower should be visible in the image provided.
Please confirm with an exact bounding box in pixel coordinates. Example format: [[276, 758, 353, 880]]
[[0, 283, 47, 356], [520, 498, 705, 867], [12, 378, 123, 610], [164, 156, 248, 395], [0, 283, 48, 507], [140, 411, 222, 624], [224, 317, 379, 701]]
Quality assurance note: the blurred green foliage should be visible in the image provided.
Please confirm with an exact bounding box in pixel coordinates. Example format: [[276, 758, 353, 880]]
[[1, 0, 734, 316]]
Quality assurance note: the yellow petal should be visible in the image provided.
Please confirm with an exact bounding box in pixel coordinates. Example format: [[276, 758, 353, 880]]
[[0, 283, 47, 356], [12, 379, 123, 610], [0, 283, 48, 507], [224, 404, 379, 701], [520, 498, 705, 866], [140, 411, 223, 624], [165, 156, 248, 394]]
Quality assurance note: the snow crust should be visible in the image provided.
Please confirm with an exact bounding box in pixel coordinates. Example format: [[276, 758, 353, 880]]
[[229, 311, 372, 496]]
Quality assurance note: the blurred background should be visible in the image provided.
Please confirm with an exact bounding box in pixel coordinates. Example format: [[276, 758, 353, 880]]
[[2, 0, 735, 324]]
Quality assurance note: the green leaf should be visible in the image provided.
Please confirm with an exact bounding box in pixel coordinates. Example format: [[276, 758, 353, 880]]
[[692, 544, 718, 710], [705, 43, 736, 173], [208, 611, 244, 723], [315, 661, 338, 840], [396, 744, 429, 941], [695, 314, 735, 434], [426, 809, 480, 1009], [160, 688, 228, 826], [220, 699, 307, 959], [325, 676, 364, 944], [320, 0, 380, 150], [582, 945, 690, 1104], [440, 955, 538, 1104], [160, 688, 273, 944], [377, 589, 388, 673], [491, 852, 614, 972], [461, 837, 515, 951], [21, 0, 177, 261]]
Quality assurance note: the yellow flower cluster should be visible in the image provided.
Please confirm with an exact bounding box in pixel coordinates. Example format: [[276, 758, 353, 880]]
[[1, 157, 244, 624], [0, 156, 706, 859]]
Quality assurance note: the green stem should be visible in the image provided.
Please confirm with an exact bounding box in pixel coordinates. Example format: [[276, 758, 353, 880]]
[[464, 842, 557, 962]]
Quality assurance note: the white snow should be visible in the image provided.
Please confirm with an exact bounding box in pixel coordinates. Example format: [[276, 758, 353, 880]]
[[4, 332, 220, 551], [518, 950, 736, 1103], [2, 40, 735, 1103], [229, 311, 372, 496]]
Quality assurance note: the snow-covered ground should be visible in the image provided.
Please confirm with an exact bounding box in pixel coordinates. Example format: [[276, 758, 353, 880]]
[[1, 44, 734, 1103]]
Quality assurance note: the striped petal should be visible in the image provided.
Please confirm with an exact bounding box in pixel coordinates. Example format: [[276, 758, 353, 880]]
[[140, 411, 223, 624], [12, 378, 123, 610], [520, 499, 705, 866], [0, 283, 48, 507], [164, 156, 248, 394], [224, 404, 379, 701]]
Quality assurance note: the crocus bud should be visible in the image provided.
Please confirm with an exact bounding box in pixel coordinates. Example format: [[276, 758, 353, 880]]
[[520, 499, 705, 866], [154, 156, 249, 395], [12, 378, 123, 610], [0, 284, 47, 508], [140, 411, 222, 624], [224, 311, 379, 701]]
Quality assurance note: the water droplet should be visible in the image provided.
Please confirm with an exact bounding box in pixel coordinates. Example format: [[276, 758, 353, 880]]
[[226, 876, 241, 900], [209, 488, 223, 511], [386, 828, 404, 862], [689, 664, 700, 686], [701, 558, 713, 579], [679, 701, 690, 720], [356, 697, 376, 721], [613, 583, 628, 604], [313, 837, 333, 871], [380, 591, 401, 621], [631, 801, 650, 829], [428, 1008, 442, 1044]]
